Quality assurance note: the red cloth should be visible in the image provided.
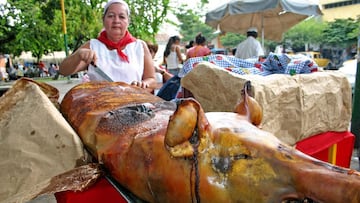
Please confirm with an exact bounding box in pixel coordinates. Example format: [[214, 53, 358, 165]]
[[186, 45, 211, 58], [97, 30, 136, 63], [296, 131, 355, 168], [55, 177, 128, 203]]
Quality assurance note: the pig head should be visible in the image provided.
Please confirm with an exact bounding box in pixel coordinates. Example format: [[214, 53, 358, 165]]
[[61, 82, 360, 203]]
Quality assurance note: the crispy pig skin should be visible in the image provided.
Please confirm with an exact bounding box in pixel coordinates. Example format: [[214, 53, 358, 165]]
[[61, 82, 360, 203]]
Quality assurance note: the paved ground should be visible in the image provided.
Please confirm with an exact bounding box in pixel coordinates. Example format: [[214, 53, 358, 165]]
[[0, 77, 82, 101], [46, 78, 82, 102], [351, 148, 359, 170]]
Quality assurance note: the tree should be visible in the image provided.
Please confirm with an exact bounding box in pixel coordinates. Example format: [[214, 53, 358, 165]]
[[175, 7, 215, 44], [284, 18, 326, 52], [62, 0, 104, 51], [0, 0, 69, 60], [322, 18, 359, 48], [284, 17, 359, 54], [127, 0, 170, 42], [0, 2, 20, 54], [0, 0, 170, 60], [219, 32, 245, 49]]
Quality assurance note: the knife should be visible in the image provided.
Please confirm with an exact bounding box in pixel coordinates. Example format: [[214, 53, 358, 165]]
[[90, 61, 114, 82]]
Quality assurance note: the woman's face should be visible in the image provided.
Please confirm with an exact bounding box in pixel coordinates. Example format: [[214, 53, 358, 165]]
[[103, 3, 129, 41]]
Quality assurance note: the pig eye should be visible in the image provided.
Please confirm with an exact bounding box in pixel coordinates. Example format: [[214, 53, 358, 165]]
[[211, 156, 232, 173], [233, 154, 251, 160]]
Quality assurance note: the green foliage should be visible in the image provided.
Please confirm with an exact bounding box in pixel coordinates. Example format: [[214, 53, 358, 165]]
[[220, 33, 245, 49], [322, 18, 359, 48], [175, 8, 215, 44], [284, 18, 326, 52], [0, 0, 170, 60], [63, 0, 104, 51], [126, 0, 170, 42], [1, 0, 63, 59], [1, 0, 358, 61], [284, 17, 359, 52], [0, 2, 19, 54]]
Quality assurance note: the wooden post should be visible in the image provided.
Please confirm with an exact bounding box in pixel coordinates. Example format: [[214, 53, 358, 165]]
[[60, 0, 71, 82]]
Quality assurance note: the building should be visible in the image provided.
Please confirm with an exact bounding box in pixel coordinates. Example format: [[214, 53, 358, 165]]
[[320, 0, 360, 21]]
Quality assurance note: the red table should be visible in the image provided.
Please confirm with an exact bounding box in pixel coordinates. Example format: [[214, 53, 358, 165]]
[[296, 131, 355, 168], [55, 177, 128, 203]]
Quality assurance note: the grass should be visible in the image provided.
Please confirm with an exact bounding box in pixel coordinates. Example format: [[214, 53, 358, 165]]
[[32, 76, 69, 82], [0, 76, 74, 87]]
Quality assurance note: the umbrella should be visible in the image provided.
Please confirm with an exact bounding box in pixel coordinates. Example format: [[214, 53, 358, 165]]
[[205, 0, 323, 45]]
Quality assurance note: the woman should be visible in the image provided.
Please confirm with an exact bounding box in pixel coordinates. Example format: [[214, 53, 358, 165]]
[[59, 0, 156, 90], [163, 36, 183, 76], [146, 41, 173, 83], [185, 40, 194, 54], [186, 33, 211, 60], [146, 42, 173, 94]]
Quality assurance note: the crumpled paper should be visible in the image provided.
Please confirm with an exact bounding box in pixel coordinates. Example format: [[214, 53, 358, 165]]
[[181, 62, 352, 145], [0, 78, 90, 203]]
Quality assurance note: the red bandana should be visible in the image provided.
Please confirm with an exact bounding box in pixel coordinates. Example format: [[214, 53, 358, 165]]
[[97, 30, 136, 63]]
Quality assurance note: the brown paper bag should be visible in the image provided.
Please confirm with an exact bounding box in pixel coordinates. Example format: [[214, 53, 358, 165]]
[[0, 79, 89, 203], [181, 62, 352, 145]]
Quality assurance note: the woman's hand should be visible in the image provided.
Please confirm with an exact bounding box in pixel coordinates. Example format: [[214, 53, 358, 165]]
[[131, 81, 149, 89], [77, 48, 97, 65], [59, 41, 93, 76]]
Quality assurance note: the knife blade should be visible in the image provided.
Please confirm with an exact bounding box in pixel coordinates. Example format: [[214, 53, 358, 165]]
[[90, 61, 113, 82]]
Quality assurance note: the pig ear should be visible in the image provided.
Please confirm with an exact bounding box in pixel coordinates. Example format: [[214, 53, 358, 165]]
[[234, 81, 263, 126], [165, 99, 209, 158]]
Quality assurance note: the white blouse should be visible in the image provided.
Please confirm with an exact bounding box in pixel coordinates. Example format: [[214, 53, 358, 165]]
[[87, 39, 144, 84]]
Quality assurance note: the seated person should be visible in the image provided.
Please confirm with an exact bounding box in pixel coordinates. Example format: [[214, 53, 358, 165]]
[[146, 41, 174, 92], [186, 33, 211, 60]]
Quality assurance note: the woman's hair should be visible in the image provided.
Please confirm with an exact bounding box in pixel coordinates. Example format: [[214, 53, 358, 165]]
[[185, 40, 194, 49], [163, 36, 180, 58], [195, 33, 206, 45], [146, 41, 158, 54]]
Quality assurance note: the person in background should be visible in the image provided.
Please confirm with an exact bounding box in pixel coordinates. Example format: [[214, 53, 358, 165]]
[[163, 35, 183, 76], [48, 63, 56, 77], [235, 27, 264, 60], [38, 61, 48, 77], [186, 33, 211, 60], [59, 0, 156, 91], [15, 65, 24, 79], [185, 40, 194, 54], [0, 54, 9, 81], [146, 41, 173, 92], [231, 48, 237, 56], [148, 41, 182, 101]]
